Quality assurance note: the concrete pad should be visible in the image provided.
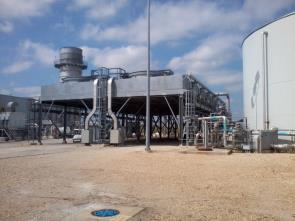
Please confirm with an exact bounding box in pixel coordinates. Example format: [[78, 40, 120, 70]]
[[65, 203, 144, 221]]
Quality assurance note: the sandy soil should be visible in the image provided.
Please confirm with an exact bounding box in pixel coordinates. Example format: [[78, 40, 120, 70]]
[[0, 140, 295, 221]]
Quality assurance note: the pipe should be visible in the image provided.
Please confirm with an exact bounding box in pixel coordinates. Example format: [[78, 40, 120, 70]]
[[262, 31, 269, 130], [108, 78, 118, 130], [215, 93, 231, 117], [202, 120, 208, 149], [128, 69, 173, 78], [198, 116, 227, 147], [85, 78, 98, 130]]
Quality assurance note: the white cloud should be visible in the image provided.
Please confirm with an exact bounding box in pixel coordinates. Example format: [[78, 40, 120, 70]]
[[0, 21, 13, 33], [242, 0, 295, 20], [80, 0, 294, 45], [1, 61, 33, 75], [168, 34, 241, 74], [225, 83, 243, 93], [201, 71, 243, 93], [69, 0, 127, 20], [1, 40, 56, 75], [21, 40, 56, 66], [13, 86, 40, 97], [52, 19, 74, 33], [0, 88, 10, 95], [204, 72, 242, 86], [168, 34, 243, 93], [0, 86, 40, 97], [0, 0, 56, 33], [0, 0, 55, 19], [81, 45, 147, 71]]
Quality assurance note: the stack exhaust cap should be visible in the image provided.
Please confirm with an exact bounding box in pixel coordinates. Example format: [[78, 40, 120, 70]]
[[54, 47, 87, 82]]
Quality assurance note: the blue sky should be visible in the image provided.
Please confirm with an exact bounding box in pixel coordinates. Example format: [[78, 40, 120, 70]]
[[0, 0, 295, 119]]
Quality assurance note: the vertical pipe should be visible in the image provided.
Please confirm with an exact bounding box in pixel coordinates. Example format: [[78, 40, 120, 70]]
[[145, 0, 151, 151], [227, 95, 231, 117], [262, 31, 269, 130], [222, 116, 227, 147], [265, 32, 269, 130], [203, 120, 208, 149]]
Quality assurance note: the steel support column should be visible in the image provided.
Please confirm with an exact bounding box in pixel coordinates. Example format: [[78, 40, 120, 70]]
[[168, 115, 170, 139], [38, 101, 43, 145], [63, 105, 67, 144], [159, 115, 162, 139], [179, 95, 184, 145], [145, 0, 151, 151]]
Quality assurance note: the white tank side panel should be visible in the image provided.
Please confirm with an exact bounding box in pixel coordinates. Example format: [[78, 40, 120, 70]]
[[243, 14, 295, 130], [268, 82, 295, 129], [243, 32, 264, 130]]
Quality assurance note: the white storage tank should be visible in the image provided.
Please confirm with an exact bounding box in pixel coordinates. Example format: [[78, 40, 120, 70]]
[[243, 12, 295, 131]]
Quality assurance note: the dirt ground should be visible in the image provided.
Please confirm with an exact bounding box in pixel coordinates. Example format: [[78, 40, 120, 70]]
[[0, 140, 295, 221]]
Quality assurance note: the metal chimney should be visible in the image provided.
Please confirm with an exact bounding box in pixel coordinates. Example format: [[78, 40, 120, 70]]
[[54, 47, 87, 82]]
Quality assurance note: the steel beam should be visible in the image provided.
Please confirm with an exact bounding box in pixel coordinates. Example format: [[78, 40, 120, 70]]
[[164, 96, 179, 128], [63, 105, 67, 144], [117, 97, 131, 115]]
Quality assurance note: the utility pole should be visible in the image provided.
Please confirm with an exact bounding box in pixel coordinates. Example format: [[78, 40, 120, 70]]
[[145, 0, 151, 152]]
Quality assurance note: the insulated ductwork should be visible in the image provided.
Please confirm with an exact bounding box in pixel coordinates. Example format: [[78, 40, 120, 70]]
[[85, 79, 99, 131], [108, 78, 118, 129], [82, 78, 98, 144], [216, 93, 231, 117], [108, 78, 124, 145]]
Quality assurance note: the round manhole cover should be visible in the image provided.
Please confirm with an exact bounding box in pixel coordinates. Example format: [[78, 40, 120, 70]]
[[91, 209, 120, 217]]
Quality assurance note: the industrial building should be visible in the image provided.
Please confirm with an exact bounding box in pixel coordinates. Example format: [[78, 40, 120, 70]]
[[0, 94, 33, 140], [39, 47, 230, 146], [0, 47, 232, 147]]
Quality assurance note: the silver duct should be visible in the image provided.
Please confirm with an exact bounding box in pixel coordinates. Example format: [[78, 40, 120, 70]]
[[85, 78, 98, 130], [107, 78, 118, 130]]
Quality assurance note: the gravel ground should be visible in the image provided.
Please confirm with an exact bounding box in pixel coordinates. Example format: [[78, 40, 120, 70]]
[[0, 140, 295, 221]]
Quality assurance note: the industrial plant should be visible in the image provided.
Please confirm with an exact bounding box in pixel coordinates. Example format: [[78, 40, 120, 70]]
[[1, 3, 295, 220], [1, 12, 295, 153]]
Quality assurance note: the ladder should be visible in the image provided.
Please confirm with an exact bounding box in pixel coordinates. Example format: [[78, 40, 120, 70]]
[[183, 76, 197, 146], [95, 77, 108, 143]]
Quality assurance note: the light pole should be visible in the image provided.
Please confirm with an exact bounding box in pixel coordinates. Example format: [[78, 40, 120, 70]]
[[145, 0, 151, 152]]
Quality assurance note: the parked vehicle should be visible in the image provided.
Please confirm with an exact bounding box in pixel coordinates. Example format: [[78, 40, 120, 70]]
[[72, 129, 82, 143]]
